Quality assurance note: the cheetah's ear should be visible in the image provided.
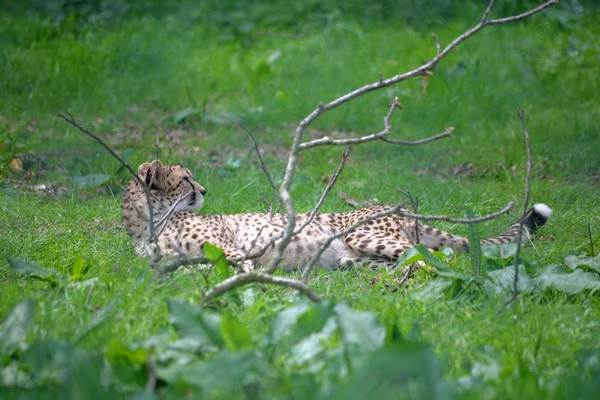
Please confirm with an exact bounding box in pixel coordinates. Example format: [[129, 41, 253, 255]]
[[137, 162, 152, 176], [137, 160, 165, 189]]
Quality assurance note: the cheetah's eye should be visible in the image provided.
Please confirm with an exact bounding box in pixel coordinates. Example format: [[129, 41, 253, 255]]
[[182, 176, 194, 187]]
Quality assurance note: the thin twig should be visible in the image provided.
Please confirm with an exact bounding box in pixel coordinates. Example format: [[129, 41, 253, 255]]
[[380, 127, 453, 145], [398, 190, 420, 243], [84, 282, 95, 308], [432, 33, 441, 55], [155, 191, 192, 237], [395, 263, 416, 287], [505, 109, 533, 306], [203, 271, 323, 303], [293, 145, 351, 235], [300, 201, 515, 283], [241, 124, 284, 217], [57, 113, 161, 259], [154, 132, 160, 162], [480, 0, 496, 24]]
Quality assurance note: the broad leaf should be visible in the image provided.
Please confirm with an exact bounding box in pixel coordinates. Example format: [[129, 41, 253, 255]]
[[74, 300, 117, 343], [287, 302, 335, 346], [71, 173, 111, 189], [535, 264, 600, 294], [565, 254, 600, 273], [414, 245, 471, 280], [394, 247, 424, 268], [330, 342, 452, 400], [173, 107, 198, 124], [334, 302, 385, 352], [0, 299, 35, 354], [484, 265, 532, 296], [203, 242, 230, 279], [158, 350, 259, 392], [220, 312, 253, 351], [106, 341, 148, 366], [167, 298, 224, 348], [6, 256, 63, 284], [412, 278, 454, 302], [271, 302, 311, 343], [481, 243, 518, 261]]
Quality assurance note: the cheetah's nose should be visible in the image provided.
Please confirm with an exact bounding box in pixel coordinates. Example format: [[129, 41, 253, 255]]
[[200, 188, 207, 196]]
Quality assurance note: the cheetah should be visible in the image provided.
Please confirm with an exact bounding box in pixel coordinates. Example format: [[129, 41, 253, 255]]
[[122, 160, 552, 271]]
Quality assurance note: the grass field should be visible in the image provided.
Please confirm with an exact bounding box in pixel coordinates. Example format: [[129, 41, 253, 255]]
[[1, 1, 600, 398]]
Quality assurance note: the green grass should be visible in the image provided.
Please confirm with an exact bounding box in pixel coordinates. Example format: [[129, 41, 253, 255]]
[[1, 0, 600, 398]]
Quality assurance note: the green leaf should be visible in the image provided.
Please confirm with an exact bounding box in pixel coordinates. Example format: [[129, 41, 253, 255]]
[[271, 303, 311, 343], [173, 107, 198, 124], [334, 302, 385, 352], [413, 244, 450, 271], [481, 243, 518, 261], [413, 245, 471, 280], [484, 265, 532, 296], [220, 312, 253, 351], [465, 208, 482, 275], [288, 302, 335, 346], [203, 242, 231, 279], [394, 247, 424, 268], [535, 264, 600, 294], [70, 254, 85, 281], [167, 298, 224, 348], [0, 182, 17, 196], [412, 278, 454, 302], [565, 254, 600, 273], [71, 173, 111, 189], [330, 342, 452, 400], [0, 299, 35, 354], [74, 300, 117, 344], [158, 350, 259, 392], [106, 341, 148, 366], [6, 256, 63, 284]]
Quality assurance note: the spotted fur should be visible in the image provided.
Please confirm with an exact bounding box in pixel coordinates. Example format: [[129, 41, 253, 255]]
[[122, 160, 551, 270]]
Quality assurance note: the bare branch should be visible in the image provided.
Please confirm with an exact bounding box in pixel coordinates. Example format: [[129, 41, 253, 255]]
[[57, 113, 140, 185], [204, 271, 323, 303], [398, 190, 420, 243], [480, 0, 496, 24], [299, 98, 404, 151], [301, 205, 406, 282], [293, 145, 351, 235], [254, 1, 555, 275], [58, 113, 161, 259], [84, 282, 95, 308], [380, 127, 453, 146], [395, 263, 416, 287], [505, 109, 533, 306], [154, 132, 160, 162], [432, 33, 441, 56], [405, 201, 515, 224], [300, 201, 515, 283], [241, 124, 283, 217], [488, 1, 557, 25], [155, 191, 192, 237]]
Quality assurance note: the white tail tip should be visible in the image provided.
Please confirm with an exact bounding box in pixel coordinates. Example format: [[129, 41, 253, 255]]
[[533, 203, 552, 219]]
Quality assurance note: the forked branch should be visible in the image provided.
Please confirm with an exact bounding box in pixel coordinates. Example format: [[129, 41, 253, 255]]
[[264, 0, 557, 273]]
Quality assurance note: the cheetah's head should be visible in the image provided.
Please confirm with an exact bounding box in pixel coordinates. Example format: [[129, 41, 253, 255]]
[[137, 160, 206, 212]]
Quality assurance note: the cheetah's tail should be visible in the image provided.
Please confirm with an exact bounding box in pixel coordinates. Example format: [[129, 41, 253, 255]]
[[480, 203, 552, 247], [417, 203, 552, 252]]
